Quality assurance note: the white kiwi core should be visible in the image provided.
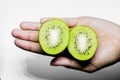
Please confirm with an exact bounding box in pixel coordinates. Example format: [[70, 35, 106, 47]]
[[48, 28, 61, 47], [77, 35, 87, 53]]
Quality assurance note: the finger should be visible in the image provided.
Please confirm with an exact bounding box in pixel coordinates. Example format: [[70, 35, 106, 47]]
[[40, 16, 92, 27], [14, 39, 43, 53], [40, 17, 80, 27], [20, 21, 41, 31], [51, 57, 97, 72], [12, 29, 39, 42]]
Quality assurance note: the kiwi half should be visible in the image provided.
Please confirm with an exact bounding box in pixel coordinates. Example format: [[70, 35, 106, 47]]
[[39, 19, 69, 55], [68, 25, 98, 61]]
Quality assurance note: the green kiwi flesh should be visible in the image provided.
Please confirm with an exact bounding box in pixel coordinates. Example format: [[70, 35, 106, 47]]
[[68, 25, 98, 61], [39, 19, 69, 55]]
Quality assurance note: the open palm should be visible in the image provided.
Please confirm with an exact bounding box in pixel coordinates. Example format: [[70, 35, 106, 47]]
[[12, 16, 120, 72]]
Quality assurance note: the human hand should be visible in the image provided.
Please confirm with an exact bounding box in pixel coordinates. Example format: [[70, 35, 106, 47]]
[[12, 16, 120, 72]]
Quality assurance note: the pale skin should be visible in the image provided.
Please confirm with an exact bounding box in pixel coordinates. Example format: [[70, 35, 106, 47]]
[[12, 16, 120, 72]]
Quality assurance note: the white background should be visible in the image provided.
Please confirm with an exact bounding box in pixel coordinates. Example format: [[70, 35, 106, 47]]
[[0, 0, 120, 80]]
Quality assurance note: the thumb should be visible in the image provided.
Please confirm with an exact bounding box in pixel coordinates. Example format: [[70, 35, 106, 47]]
[[40, 17, 92, 27], [50, 56, 97, 72]]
